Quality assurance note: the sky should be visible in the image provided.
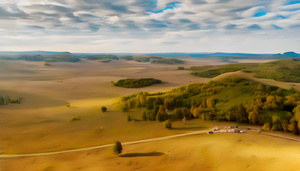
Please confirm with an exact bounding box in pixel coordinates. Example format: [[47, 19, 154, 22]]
[[0, 0, 299, 53]]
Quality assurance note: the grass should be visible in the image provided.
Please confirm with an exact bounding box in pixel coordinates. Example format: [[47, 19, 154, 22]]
[[245, 59, 300, 82], [191, 63, 258, 78], [191, 59, 300, 82]]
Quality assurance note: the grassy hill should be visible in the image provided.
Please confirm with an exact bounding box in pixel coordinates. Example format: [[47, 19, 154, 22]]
[[119, 77, 300, 134], [84, 55, 118, 60], [119, 55, 184, 64], [191, 58, 300, 82], [191, 63, 258, 78], [44, 54, 80, 62], [243, 59, 300, 82], [1, 53, 81, 62]]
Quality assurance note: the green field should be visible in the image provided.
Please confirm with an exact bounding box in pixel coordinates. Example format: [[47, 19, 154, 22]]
[[191, 59, 300, 82], [244, 59, 300, 82]]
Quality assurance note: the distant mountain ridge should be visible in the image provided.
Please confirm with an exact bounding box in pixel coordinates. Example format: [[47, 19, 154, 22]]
[[0, 51, 299, 60]]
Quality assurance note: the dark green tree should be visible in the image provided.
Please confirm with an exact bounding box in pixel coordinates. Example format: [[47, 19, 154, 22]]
[[113, 141, 123, 155], [101, 106, 107, 112]]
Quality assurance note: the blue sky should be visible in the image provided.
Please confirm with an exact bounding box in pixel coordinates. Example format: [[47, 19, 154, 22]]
[[0, 0, 299, 53]]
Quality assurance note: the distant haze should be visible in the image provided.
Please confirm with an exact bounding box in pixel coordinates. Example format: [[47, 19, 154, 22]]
[[0, 0, 299, 53]]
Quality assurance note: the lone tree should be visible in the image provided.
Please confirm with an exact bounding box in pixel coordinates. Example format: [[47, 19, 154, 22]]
[[113, 141, 123, 155], [101, 106, 107, 112]]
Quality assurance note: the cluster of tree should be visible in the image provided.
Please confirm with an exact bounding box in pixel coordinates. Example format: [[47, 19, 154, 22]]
[[44, 62, 52, 66], [118, 77, 300, 135], [150, 58, 184, 64], [0, 96, 22, 105], [119, 55, 133, 60], [99, 60, 111, 63], [45, 54, 80, 62], [84, 55, 119, 60], [112, 78, 162, 88], [118, 55, 184, 64], [132, 56, 152, 62]]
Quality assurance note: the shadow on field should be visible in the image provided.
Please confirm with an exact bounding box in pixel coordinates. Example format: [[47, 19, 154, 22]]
[[171, 127, 206, 130], [119, 152, 164, 157]]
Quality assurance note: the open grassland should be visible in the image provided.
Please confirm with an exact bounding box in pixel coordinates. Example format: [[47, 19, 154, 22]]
[[2, 132, 300, 171], [0, 59, 214, 154], [1, 58, 300, 170]]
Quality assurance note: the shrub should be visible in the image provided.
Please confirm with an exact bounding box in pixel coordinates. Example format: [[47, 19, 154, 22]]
[[178, 66, 184, 70], [68, 117, 81, 122], [101, 106, 107, 112], [44, 62, 51, 66], [127, 115, 132, 122], [164, 119, 172, 129], [66, 104, 71, 107], [113, 141, 123, 155], [262, 122, 271, 131]]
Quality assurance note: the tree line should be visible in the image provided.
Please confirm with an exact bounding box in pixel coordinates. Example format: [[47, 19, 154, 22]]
[[0, 95, 22, 105], [118, 77, 300, 135]]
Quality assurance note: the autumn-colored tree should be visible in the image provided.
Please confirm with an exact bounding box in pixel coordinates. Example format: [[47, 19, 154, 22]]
[[248, 106, 259, 124], [174, 108, 183, 119], [292, 102, 300, 133], [283, 96, 297, 111], [271, 115, 283, 131], [164, 97, 172, 110], [262, 122, 271, 131], [156, 105, 168, 122], [193, 105, 202, 118], [182, 107, 192, 119], [120, 100, 128, 112], [206, 97, 215, 108]]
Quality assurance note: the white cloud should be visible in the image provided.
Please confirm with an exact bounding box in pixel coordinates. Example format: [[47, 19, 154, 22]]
[[0, 0, 299, 53]]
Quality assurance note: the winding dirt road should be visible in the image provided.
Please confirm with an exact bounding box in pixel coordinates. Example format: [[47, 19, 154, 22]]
[[0, 130, 208, 158], [1, 130, 299, 159]]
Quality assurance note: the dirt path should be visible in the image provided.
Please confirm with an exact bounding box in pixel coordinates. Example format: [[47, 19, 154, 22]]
[[0, 130, 208, 158], [261, 132, 300, 142], [1, 129, 299, 159]]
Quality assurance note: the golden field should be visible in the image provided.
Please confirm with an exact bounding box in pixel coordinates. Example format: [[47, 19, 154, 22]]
[[0, 58, 299, 171]]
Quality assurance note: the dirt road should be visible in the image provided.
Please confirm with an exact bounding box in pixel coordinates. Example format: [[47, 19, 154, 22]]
[[0, 130, 208, 158]]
